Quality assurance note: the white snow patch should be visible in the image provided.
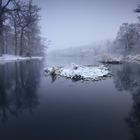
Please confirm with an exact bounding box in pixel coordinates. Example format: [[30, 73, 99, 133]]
[[0, 55, 43, 63], [100, 54, 123, 64], [45, 63, 110, 81], [126, 55, 140, 62], [101, 54, 140, 63]]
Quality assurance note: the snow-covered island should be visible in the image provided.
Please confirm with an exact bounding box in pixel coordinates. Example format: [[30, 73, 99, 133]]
[[100, 54, 140, 64], [44, 63, 110, 81], [100, 54, 123, 64], [0, 55, 43, 64]]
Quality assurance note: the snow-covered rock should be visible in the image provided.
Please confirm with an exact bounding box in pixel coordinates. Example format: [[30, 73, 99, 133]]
[[44, 63, 110, 81], [0, 55, 43, 63]]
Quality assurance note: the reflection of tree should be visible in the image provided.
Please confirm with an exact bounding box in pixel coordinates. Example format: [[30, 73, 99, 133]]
[[111, 63, 140, 140], [126, 90, 140, 140], [0, 61, 42, 123]]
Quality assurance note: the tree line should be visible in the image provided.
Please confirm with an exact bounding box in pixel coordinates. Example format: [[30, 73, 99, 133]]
[[0, 0, 45, 56], [112, 1, 140, 56]]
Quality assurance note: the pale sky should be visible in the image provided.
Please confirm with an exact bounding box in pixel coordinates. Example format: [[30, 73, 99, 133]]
[[34, 0, 138, 49]]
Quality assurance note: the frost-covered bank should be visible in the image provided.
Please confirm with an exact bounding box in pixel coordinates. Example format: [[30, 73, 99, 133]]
[[100, 54, 123, 64], [100, 54, 140, 64], [45, 64, 110, 81], [126, 55, 140, 62], [0, 55, 43, 63]]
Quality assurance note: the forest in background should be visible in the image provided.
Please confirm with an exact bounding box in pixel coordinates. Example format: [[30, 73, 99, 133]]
[[48, 1, 140, 59], [1, 0, 140, 58], [107, 1, 140, 56]]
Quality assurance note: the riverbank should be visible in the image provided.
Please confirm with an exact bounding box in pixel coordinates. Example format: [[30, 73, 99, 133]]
[[0, 54, 43, 64]]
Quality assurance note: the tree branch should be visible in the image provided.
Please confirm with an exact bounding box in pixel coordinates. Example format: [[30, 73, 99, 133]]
[[2, 0, 12, 9], [0, 0, 2, 7]]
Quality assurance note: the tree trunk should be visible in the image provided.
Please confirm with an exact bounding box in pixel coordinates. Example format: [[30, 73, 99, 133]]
[[124, 42, 129, 59], [14, 25, 18, 55], [20, 29, 24, 56], [0, 15, 4, 56]]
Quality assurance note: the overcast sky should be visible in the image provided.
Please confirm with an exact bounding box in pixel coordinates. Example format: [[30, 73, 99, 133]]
[[34, 0, 138, 49]]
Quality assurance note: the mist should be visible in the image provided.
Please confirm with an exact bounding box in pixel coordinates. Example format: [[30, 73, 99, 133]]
[[34, 0, 137, 50], [1, 1, 140, 140]]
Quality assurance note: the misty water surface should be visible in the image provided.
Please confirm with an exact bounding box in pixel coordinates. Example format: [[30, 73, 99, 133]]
[[0, 57, 139, 140]]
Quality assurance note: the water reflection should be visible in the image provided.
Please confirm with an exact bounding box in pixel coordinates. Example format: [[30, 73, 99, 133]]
[[0, 61, 41, 123], [1, 58, 140, 140], [111, 63, 140, 140]]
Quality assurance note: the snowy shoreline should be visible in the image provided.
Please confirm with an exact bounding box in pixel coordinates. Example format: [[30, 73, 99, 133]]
[[45, 63, 110, 81], [0, 55, 43, 63], [100, 54, 140, 64]]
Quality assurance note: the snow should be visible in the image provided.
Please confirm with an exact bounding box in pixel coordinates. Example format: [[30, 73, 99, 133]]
[[0, 55, 43, 63], [45, 63, 110, 81], [126, 55, 140, 62], [100, 54, 123, 64], [100, 54, 140, 63]]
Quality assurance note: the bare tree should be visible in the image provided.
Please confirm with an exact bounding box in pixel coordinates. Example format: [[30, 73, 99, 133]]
[[0, 0, 44, 56], [115, 23, 139, 56], [0, 0, 13, 55], [12, 0, 40, 56]]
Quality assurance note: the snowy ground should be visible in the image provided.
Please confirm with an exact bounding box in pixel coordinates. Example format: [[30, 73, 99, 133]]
[[45, 63, 110, 81], [100, 54, 123, 64], [0, 55, 43, 63], [100, 54, 140, 64], [126, 55, 140, 62]]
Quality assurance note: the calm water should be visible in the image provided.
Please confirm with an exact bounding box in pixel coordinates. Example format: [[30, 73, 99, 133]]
[[0, 57, 139, 140]]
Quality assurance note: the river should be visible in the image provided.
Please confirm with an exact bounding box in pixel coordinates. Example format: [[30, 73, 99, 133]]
[[0, 57, 139, 140]]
